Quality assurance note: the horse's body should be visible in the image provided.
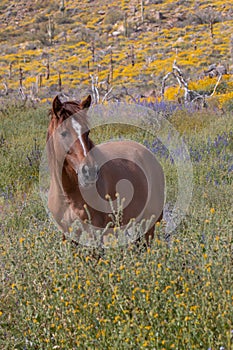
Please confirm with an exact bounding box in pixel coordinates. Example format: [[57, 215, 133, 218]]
[[47, 95, 164, 245]]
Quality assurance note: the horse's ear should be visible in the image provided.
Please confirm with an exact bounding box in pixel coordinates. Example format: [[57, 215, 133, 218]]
[[80, 95, 91, 109], [52, 95, 63, 117]]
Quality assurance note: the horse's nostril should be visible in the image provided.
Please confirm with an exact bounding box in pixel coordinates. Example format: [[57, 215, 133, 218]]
[[82, 164, 89, 175], [96, 165, 100, 176], [80, 164, 99, 183]]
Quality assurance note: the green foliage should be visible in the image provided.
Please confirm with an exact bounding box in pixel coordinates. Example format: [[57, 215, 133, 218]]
[[0, 104, 48, 193], [0, 103, 232, 349], [103, 8, 124, 25], [1, 214, 232, 349], [223, 97, 233, 112]]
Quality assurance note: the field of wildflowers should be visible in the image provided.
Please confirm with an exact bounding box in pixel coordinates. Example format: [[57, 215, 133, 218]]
[[1, 0, 233, 108], [0, 0, 233, 348], [0, 100, 232, 349]]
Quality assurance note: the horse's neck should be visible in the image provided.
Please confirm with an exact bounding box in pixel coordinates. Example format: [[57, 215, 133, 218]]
[[47, 139, 69, 196], [49, 161, 75, 191], [62, 163, 79, 195]]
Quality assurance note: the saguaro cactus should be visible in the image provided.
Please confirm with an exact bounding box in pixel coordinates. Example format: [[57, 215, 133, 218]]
[[110, 50, 113, 82], [19, 67, 23, 88], [90, 40, 95, 64], [231, 34, 233, 65], [9, 62, 13, 80], [141, 0, 144, 22], [131, 45, 135, 66], [60, 0, 65, 15], [124, 12, 128, 37], [58, 72, 62, 91], [46, 57, 50, 80], [47, 16, 55, 45]]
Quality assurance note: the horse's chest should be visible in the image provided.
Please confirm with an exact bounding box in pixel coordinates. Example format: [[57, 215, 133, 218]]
[[63, 205, 85, 223]]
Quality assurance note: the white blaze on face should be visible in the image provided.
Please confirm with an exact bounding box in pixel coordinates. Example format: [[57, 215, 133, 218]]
[[71, 118, 87, 157]]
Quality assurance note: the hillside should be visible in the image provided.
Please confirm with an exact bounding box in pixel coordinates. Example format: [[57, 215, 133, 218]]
[[0, 0, 233, 106], [1, 2, 233, 348]]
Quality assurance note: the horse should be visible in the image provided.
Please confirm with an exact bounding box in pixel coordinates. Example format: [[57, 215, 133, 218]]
[[46, 94, 164, 247]]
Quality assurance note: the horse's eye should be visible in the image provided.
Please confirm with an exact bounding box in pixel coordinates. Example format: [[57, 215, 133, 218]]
[[61, 130, 69, 138]]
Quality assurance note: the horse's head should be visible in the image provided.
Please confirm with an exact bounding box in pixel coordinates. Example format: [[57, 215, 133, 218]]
[[48, 95, 99, 187]]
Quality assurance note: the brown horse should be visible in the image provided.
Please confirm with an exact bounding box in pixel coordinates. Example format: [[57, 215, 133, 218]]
[[46, 95, 164, 247]]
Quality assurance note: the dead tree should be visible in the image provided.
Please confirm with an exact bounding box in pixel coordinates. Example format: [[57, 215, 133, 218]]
[[18, 87, 27, 107], [101, 78, 113, 103], [141, 0, 144, 23], [90, 74, 114, 104], [133, 5, 137, 17], [90, 74, 100, 104], [1, 82, 8, 96], [18, 84, 40, 109], [60, 0, 65, 16], [124, 12, 128, 37], [120, 85, 137, 103], [126, 46, 135, 66], [131, 45, 135, 66], [203, 64, 227, 78], [110, 50, 114, 82], [194, 6, 221, 40], [230, 35, 233, 65], [90, 40, 95, 64], [161, 60, 222, 107], [29, 83, 40, 106], [36, 73, 43, 89], [9, 62, 13, 80], [47, 16, 55, 45]]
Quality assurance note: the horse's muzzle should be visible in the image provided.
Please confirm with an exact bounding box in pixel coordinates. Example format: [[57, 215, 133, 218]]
[[78, 163, 99, 187]]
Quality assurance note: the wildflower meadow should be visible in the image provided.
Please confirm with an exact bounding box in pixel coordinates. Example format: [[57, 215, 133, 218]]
[[0, 100, 232, 349]]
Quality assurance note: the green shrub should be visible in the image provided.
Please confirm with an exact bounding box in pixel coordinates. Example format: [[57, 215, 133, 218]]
[[103, 8, 124, 25]]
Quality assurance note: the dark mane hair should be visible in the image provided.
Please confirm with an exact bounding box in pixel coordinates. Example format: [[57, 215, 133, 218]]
[[49, 99, 90, 127], [47, 99, 92, 147]]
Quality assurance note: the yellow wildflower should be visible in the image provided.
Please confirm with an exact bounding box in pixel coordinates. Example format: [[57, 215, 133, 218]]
[[143, 341, 149, 347]]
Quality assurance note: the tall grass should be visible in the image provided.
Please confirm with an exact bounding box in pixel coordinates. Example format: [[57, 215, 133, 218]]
[[0, 102, 232, 349]]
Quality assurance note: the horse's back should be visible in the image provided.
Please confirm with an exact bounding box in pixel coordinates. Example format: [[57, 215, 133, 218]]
[[96, 140, 164, 224]]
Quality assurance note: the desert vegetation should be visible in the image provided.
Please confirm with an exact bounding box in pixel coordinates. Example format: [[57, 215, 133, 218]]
[[1, 100, 232, 349], [0, 0, 233, 108], [0, 1, 233, 349]]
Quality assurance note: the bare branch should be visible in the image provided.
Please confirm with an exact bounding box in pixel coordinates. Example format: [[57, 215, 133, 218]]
[[90, 74, 100, 104], [161, 60, 212, 105], [210, 74, 222, 97], [102, 87, 113, 103], [161, 71, 174, 98], [3, 82, 8, 95]]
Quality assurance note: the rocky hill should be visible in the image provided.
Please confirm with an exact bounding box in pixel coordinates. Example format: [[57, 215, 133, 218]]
[[0, 0, 233, 106]]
